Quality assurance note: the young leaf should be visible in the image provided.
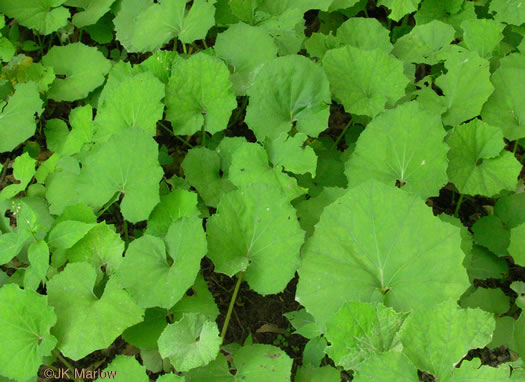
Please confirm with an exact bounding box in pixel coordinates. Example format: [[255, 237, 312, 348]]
[[0, 284, 57, 382], [94, 355, 149, 382], [0, 82, 43, 153], [325, 302, 407, 369], [93, 71, 165, 142], [481, 53, 525, 141], [181, 147, 236, 208], [0, 0, 70, 35], [45, 105, 94, 156], [207, 183, 304, 295], [490, 0, 525, 26], [322, 46, 409, 117], [23, 240, 50, 290], [265, 132, 317, 177], [296, 181, 469, 328], [228, 142, 306, 202], [294, 365, 341, 382], [0, 153, 36, 201], [245, 55, 331, 141], [187, 344, 293, 381], [446, 119, 521, 197], [76, 127, 164, 223], [115, 0, 215, 52], [157, 313, 221, 372], [42, 43, 111, 102], [353, 351, 418, 381], [345, 101, 448, 199], [166, 53, 237, 136], [461, 19, 504, 59], [215, 22, 278, 96], [400, 300, 495, 380], [335, 17, 393, 53], [117, 217, 207, 309], [47, 262, 144, 360], [146, 189, 200, 237], [509, 223, 525, 266], [66, 0, 117, 28], [378, 0, 422, 21], [392, 20, 455, 65]]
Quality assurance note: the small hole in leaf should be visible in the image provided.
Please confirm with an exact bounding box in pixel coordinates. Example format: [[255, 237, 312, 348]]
[[186, 288, 195, 297], [395, 179, 406, 188]]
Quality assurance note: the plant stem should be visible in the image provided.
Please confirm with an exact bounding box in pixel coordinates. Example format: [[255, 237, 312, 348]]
[[201, 124, 207, 146], [513, 140, 519, 154], [52, 350, 83, 382], [123, 220, 129, 250], [158, 122, 193, 148], [221, 272, 244, 341], [227, 97, 248, 129], [333, 119, 352, 149], [182, 42, 187, 55], [454, 194, 464, 218], [202, 39, 208, 49], [96, 191, 120, 218]]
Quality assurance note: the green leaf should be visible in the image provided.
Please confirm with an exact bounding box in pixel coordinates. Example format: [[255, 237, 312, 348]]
[[481, 53, 525, 141], [170, 273, 220, 321], [94, 71, 165, 142], [187, 344, 292, 381], [415, 0, 477, 32], [42, 43, 111, 102], [0, 0, 70, 35], [296, 181, 469, 328], [114, 0, 215, 52], [345, 101, 448, 199], [378, 0, 422, 21], [0, 153, 36, 201], [495, 192, 525, 229], [511, 282, 525, 310], [392, 20, 455, 65], [258, 8, 305, 55], [295, 365, 341, 382], [461, 19, 504, 59], [94, 355, 148, 382], [66, 222, 124, 278], [509, 223, 525, 266], [446, 119, 521, 197], [228, 142, 306, 202], [215, 22, 278, 96], [23, 240, 50, 291], [452, 359, 511, 382], [284, 309, 321, 340], [146, 189, 200, 237], [0, 82, 43, 153], [325, 302, 407, 369], [294, 187, 347, 238], [400, 300, 495, 380], [166, 53, 237, 136], [66, 0, 117, 27], [207, 183, 304, 295], [47, 220, 96, 250], [245, 55, 331, 141], [435, 47, 494, 126], [0, 37, 15, 62], [336, 17, 393, 53], [353, 351, 418, 382], [181, 147, 235, 208], [122, 307, 167, 351], [77, 127, 164, 223], [118, 217, 207, 309], [158, 313, 221, 372], [0, 284, 57, 382], [137, 50, 179, 84], [460, 287, 510, 315], [45, 105, 93, 156], [265, 133, 317, 177], [472, 215, 510, 255], [464, 245, 508, 282], [490, 0, 525, 26], [47, 262, 144, 360], [322, 45, 409, 117]]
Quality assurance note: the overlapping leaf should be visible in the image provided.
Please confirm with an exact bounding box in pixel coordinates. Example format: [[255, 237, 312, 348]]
[[296, 181, 469, 328]]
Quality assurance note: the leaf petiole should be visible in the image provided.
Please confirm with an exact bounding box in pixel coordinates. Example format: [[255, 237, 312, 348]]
[[221, 271, 244, 340]]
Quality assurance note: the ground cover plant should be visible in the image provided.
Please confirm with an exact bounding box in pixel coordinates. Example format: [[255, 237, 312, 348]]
[[1, 0, 525, 381]]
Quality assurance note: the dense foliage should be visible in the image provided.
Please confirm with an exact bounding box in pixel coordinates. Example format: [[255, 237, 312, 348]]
[[0, 0, 524, 381]]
